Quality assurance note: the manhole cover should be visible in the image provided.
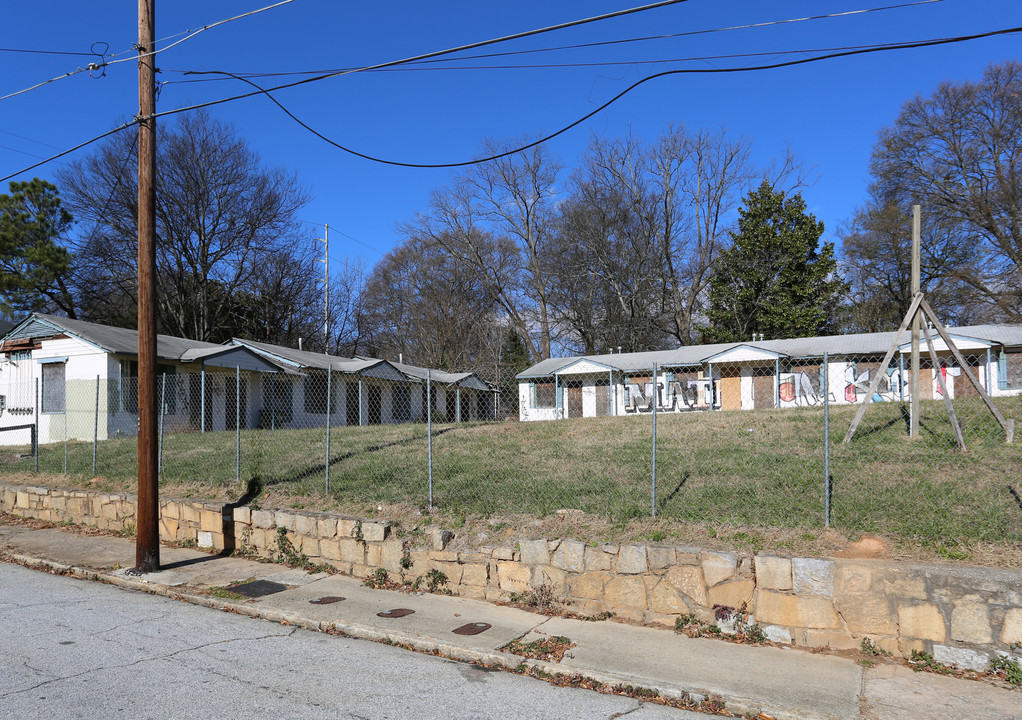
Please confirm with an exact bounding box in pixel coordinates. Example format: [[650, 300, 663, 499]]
[[227, 580, 289, 598], [309, 596, 346, 605], [377, 608, 415, 618], [452, 622, 491, 636]]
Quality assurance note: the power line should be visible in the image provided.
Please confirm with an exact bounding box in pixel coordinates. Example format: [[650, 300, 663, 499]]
[[183, 26, 1022, 170], [0, 47, 96, 57], [5, 22, 1020, 183], [158, 0, 942, 87], [0, 1, 298, 103]]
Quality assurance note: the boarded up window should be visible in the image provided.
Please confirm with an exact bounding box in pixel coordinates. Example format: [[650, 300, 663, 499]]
[[393, 384, 411, 422], [41, 362, 65, 413], [533, 381, 555, 408], [594, 378, 613, 416], [1001, 351, 1022, 389]]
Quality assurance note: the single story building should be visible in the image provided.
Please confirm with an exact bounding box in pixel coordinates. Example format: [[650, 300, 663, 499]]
[[0, 314, 495, 446], [516, 325, 1022, 421]]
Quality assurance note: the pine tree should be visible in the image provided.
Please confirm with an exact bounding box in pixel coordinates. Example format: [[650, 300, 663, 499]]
[[703, 182, 844, 343]]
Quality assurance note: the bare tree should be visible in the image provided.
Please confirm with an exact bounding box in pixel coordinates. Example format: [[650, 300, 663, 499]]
[[57, 111, 313, 342], [869, 60, 1022, 321]]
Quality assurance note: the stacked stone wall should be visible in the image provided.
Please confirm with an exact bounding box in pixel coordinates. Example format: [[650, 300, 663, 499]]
[[2, 481, 1019, 668]]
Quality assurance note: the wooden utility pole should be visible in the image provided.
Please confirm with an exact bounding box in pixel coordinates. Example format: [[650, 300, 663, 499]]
[[136, 0, 160, 573], [909, 204, 921, 440]]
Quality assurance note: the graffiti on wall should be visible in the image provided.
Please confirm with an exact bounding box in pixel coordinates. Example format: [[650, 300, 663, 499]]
[[779, 371, 823, 406], [625, 379, 712, 411]]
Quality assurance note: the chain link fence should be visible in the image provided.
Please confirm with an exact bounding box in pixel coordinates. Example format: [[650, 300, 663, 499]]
[[1, 353, 1020, 546]]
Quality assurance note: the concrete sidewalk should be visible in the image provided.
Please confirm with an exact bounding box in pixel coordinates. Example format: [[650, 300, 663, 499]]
[[1, 523, 1018, 720]]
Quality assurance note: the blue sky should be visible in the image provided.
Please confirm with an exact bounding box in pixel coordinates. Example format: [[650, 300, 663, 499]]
[[2, 0, 1020, 274]]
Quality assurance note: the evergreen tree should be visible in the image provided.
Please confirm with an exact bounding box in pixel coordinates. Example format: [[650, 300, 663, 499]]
[[0, 179, 77, 319], [703, 182, 843, 343]]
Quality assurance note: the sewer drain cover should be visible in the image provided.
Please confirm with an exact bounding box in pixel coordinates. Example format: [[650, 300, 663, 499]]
[[452, 623, 491, 636], [309, 596, 346, 605], [227, 580, 289, 598], [377, 608, 415, 618]]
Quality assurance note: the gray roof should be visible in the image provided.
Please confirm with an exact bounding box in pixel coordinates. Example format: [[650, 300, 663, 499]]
[[393, 362, 492, 391], [228, 338, 413, 381], [517, 323, 1022, 379]]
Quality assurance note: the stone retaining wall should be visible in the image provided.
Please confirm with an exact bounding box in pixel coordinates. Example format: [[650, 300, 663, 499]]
[[3, 482, 1020, 669]]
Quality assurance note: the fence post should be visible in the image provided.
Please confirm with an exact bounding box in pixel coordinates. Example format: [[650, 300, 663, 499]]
[[651, 362, 658, 517], [235, 366, 241, 485], [200, 367, 206, 434], [325, 366, 332, 494], [63, 397, 68, 474], [158, 374, 165, 478], [823, 353, 831, 527], [93, 375, 99, 477], [34, 378, 39, 473], [427, 370, 433, 510]]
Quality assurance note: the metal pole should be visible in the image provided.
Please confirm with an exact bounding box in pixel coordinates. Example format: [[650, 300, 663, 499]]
[[158, 374, 165, 477], [910, 204, 921, 439], [456, 386, 462, 423], [93, 375, 99, 476], [359, 376, 365, 426], [235, 366, 241, 485], [34, 378, 39, 473], [63, 396, 67, 474], [651, 362, 658, 517], [200, 367, 206, 434], [325, 366, 332, 494], [427, 370, 433, 509], [823, 353, 831, 527]]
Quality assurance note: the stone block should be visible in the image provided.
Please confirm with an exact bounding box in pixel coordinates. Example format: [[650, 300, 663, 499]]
[[497, 562, 530, 593], [707, 580, 755, 611], [233, 506, 251, 525], [701, 551, 737, 587], [337, 518, 358, 538], [51, 495, 66, 511], [519, 538, 550, 566], [428, 550, 459, 563], [532, 565, 567, 595], [884, 572, 927, 600], [763, 625, 792, 644], [409, 550, 431, 573], [339, 538, 365, 565], [429, 528, 454, 550], [755, 555, 792, 591], [199, 509, 222, 533], [835, 595, 895, 634], [650, 579, 686, 615], [951, 595, 992, 645], [605, 575, 647, 611], [177, 526, 196, 543], [325, 560, 352, 574], [362, 522, 388, 543], [298, 535, 320, 557], [102, 502, 119, 520], [933, 645, 989, 672], [461, 563, 488, 587], [460, 552, 488, 564], [251, 509, 275, 529], [647, 545, 676, 571], [898, 603, 946, 642], [210, 532, 225, 552], [159, 517, 179, 542], [320, 539, 342, 561], [834, 563, 875, 595], [616, 544, 648, 574], [438, 563, 464, 586], [179, 503, 200, 524], [380, 540, 404, 574], [197, 530, 214, 548], [317, 517, 338, 538], [584, 546, 612, 571], [365, 543, 381, 567], [664, 565, 707, 606], [485, 589, 509, 603], [1000, 608, 1022, 645], [756, 590, 841, 629], [295, 514, 319, 536], [568, 572, 610, 601], [801, 630, 858, 651], [458, 585, 486, 600], [274, 511, 296, 531], [551, 539, 585, 572], [792, 558, 834, 596], [15, 491, 29, 509], [491, 547, 515, 560]]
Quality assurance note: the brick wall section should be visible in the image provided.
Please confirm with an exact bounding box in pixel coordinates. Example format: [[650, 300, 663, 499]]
[[2, 482, 1020, 668]]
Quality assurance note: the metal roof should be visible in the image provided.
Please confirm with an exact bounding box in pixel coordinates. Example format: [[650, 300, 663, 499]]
[[516, 323, 1022, 379], [228, 338, 414, 381], [392, 362, 492, 391]]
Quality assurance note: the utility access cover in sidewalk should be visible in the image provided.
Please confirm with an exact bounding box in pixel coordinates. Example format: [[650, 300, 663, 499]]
[[227, 580, 289, 598], [377, 608, 415, 618], [452, 623, 491, 636]]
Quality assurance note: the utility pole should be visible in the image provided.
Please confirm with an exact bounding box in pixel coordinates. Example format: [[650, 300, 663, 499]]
[[135, 0, 160, 572], [909, 204, 921, 440], [316, 224, 329, 354]]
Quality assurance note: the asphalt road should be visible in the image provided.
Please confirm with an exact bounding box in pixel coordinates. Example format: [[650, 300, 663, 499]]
[[0, 563, 702, 720]]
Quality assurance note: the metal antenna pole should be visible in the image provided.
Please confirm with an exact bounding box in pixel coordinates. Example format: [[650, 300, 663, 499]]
[[316, 224, 329, 353]]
